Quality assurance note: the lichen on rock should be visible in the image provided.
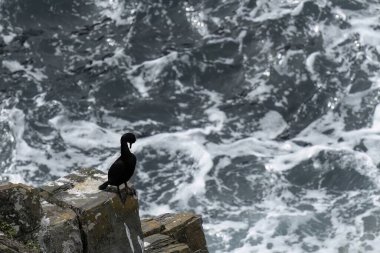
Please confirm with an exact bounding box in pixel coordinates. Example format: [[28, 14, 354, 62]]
[[0, 220, 17, 238], [37, 201, 82, 253], [39, 168, 144, 253], [0, 168, 209, 253], [0, 183, 42, 241]]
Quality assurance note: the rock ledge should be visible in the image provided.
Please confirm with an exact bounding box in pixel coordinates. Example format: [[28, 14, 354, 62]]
[[0, 168, 208, 253]]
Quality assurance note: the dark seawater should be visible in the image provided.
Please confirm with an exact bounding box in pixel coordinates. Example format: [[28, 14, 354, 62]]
[[2, 0, 380, 252]]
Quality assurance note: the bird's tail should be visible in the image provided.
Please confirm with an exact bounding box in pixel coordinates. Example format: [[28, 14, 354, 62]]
[[98, 181, 109, 190]]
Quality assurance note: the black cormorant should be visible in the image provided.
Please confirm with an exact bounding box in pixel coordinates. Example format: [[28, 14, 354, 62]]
[[98, 133, 137, 200]]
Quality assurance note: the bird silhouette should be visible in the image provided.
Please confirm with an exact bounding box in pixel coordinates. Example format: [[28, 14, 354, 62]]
[[99, 133, 136, 202]]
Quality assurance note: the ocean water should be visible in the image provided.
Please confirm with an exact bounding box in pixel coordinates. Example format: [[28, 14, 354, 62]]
[[1, 0, 380, 252]]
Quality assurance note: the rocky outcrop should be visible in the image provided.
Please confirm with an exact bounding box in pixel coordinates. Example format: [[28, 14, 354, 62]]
[[0, 235, 38, 253], [39, 168, 143, 253], [144, 233, 190, 253], [0, 183, 42, 240], [142, 213, 208, 253], [38, 200, 82, 253], [0, 168, 209, 253], [0, 183, 42, 252], [0, 168, 143, 253]]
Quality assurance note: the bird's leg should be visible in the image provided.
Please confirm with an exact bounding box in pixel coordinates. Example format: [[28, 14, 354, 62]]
[[125, 182, 136, 196], [117, 185, 123, 201]]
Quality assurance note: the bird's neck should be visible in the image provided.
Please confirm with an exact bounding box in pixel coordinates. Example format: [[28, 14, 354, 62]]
[[121, 144, 130, 157]]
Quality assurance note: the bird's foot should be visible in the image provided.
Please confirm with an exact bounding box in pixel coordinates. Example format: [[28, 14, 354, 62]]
[[120, 195, 127, 204], [117, 189, 127, 204], [124, 184, 137, 196]]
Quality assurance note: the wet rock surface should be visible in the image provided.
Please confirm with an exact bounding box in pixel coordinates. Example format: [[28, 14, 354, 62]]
[[0, 235, 38, 253]]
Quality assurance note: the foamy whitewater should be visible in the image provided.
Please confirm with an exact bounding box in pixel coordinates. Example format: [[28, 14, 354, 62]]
[[1, 0, 380, 252]]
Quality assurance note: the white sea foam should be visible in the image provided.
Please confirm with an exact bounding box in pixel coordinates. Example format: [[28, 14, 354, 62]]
[[184, 2, 208, 36], [1, 32, 16, 44], [256, 110, 288, 139], [128, 52, 179, 97], [49, 115, 120, 150], [95, 0, 138, 26], [2, 60, 47, 81], [134, 1, 380, 252], [3, 1, 380, 252]]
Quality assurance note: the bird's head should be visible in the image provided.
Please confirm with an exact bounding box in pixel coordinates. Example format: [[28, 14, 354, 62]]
[[121, 133, 136, 149]]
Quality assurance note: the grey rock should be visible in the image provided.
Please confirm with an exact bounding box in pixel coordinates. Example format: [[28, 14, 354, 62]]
[[0, 168, 210, 253], [37, 201, 82, 253], [0, 183, 42, 241], [144, 234, 190, 253], [40, 168, 143, 253], [142, 213, 208, 253], [141, 218, 164, 237], [0, 235, 36, 253], [159, 213, 208, 253]]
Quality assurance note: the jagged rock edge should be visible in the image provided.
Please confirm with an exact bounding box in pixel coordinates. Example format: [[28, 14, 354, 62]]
[[38, 187, 90, 252]]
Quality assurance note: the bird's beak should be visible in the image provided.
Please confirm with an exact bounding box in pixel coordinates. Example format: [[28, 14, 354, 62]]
[[130, 143, 133, 149]]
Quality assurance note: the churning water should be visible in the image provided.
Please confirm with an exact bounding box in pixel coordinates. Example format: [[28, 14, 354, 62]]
[[1, 0, 380, 252]]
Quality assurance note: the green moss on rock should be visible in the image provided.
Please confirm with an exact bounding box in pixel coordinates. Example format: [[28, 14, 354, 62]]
[[0, 220, 17, 238], [25, 239, 41, 252]]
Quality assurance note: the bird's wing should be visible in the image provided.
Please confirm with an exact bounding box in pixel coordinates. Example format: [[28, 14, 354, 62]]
[[107, 159, 125, 182], [129, 154, 137, 169]]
